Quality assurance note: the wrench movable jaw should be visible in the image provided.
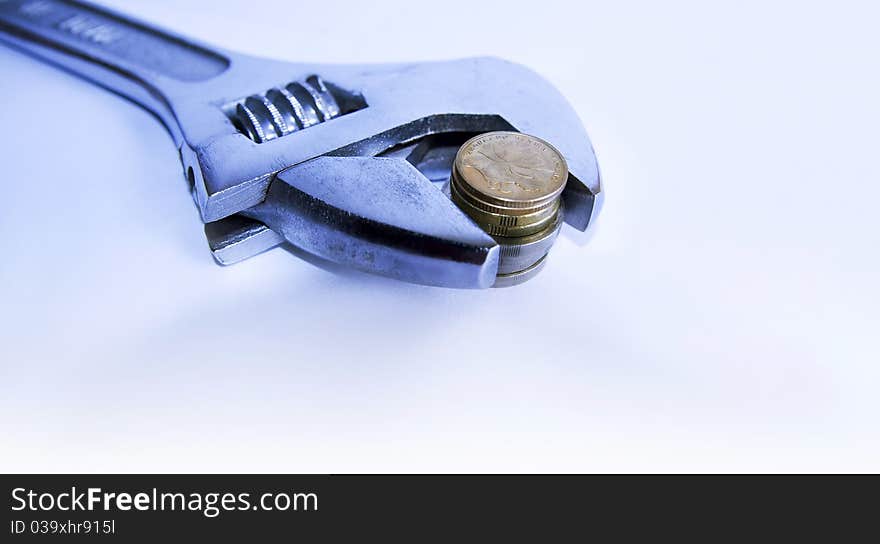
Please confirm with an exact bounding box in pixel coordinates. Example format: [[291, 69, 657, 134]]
[[241, 157, 500, 288], [204, 215, 284, 267]]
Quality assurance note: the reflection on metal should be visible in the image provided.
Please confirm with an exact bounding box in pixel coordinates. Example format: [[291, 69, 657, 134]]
[[0, 0, 602, 288]]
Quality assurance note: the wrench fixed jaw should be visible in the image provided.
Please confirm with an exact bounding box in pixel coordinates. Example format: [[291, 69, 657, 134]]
[[185, 57, 601, 232], [104, 54, 602, 239]]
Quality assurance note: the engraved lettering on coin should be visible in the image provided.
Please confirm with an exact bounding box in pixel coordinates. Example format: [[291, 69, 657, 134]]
[[458, 132, 567, 202], [470, 142, 554, 193]]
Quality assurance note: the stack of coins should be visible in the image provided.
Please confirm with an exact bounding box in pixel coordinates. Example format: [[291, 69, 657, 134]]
[[449, 131, 568, 287]]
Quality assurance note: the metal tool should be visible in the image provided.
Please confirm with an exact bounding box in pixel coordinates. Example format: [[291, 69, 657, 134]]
[[0, 0, 602, 288]]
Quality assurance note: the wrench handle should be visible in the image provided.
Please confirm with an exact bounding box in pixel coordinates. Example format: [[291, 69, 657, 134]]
[[0, 0, 229, 124]]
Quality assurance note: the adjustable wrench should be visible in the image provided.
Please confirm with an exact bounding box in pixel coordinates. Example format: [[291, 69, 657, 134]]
[[0, 0, 602, 288]]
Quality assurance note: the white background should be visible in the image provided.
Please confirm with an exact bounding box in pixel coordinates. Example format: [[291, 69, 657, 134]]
[[1, 0, 877, 472]]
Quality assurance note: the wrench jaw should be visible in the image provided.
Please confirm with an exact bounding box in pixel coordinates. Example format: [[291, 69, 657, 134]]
[[240, 156, 500, 289], [204, 214, 283, 266], [199, 130, 494, 268], [463, 58, 603, 233], [185, 56, 603, 228], [198, 58, 605, 276], [0, 1, 600, 286]]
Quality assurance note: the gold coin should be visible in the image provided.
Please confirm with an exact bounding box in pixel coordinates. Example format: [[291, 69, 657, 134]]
[[453, 131, 568, 210], [450, 164, 559, 217], [495, 204, 564, 275], [450, 180, 560, 237]]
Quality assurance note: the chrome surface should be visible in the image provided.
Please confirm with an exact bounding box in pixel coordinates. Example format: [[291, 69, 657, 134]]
[[0, 0, 602, 288]]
